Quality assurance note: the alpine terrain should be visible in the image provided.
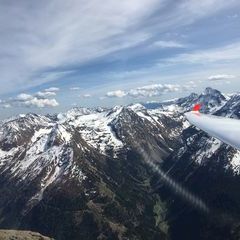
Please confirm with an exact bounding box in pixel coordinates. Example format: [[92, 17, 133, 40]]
[[0, 87, 239, 240]]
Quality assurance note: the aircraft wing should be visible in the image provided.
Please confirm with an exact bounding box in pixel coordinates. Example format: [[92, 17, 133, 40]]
[[185, 111, 240, 150]]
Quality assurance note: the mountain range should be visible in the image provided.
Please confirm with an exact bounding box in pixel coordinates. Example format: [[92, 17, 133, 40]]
[[0, 87, 239, 240]]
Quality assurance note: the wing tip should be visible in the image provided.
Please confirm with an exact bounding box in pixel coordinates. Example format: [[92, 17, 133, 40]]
[[192, 103, 201, 112]]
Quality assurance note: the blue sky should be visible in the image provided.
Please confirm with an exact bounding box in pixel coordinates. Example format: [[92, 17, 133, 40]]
[[0, 0, 240, 118]]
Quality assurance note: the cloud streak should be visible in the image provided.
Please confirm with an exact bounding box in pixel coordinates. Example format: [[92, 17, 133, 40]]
[[70, 87, 80, 91], [44, 87, 60, 92], [167, 42, 240, 65], [106, 90, 127, 98], [106, 84, 181, 98], [153, 40, 186, 49], [0, 0, 238, 95], [208, 74, 235, 81], [36, 91, 56, 97], [82, 94, 92, 98]]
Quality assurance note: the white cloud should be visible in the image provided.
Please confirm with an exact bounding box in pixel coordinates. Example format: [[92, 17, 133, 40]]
[[153, 40, 185, 48], [2, 103, 11, 109], [106, 84, 180, 98], [36, 91, 56, 97], [16, 93, 33, 101], [0, 99, 12, 108], [82, 94, 92, 98], [24, 98, 59, 108], [70, 87, 80, 91], [106, 90, 127, 98], [2, 91, 59, 108], [208, 74, 235, 81], [128, 84, 180, 98], [44, 87, 60, 92]]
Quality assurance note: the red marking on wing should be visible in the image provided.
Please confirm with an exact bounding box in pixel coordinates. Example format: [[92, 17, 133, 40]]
[[193, 103, 201, 112]]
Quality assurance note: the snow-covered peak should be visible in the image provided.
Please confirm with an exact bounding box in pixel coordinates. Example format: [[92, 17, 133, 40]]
[[215, 92, 240, 118], [200, 87, 226, 103], [197, 88, 226, 113], [0, 113, 53, 150], [127, 103, 146, 112], [111, 105, 123, 112], [172, 87, 226, 113], [47, 124, 72, 147], [57, 107, 94, 122], [203, 87, 221, 96], [69, 107, 124, 155]]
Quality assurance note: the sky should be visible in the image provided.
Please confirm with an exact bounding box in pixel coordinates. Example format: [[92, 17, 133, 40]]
[[0, 0, 240, 119]]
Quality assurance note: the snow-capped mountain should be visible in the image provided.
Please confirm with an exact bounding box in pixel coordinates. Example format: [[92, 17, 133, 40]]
[[0, 87, 239, 240], [215, 92, 240, 118], [157, 88, 240, 240], [0, 103, 183, 240], [144, 87, 227, 114]]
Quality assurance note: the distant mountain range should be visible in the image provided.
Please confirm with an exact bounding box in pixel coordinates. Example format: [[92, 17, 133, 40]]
[[0, 87, 239, 240]]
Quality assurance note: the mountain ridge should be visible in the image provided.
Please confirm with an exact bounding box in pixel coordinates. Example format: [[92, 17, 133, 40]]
[[0, 87, 239, 240]]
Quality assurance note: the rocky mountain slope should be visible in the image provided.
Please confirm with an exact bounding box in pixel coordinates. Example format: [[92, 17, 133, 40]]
[[0, 87, 239, 240], [153, 88, 240, 240], [0, 230, 53, 240]]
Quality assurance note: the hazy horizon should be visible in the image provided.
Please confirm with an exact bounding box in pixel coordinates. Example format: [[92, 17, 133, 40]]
[[0, 86, 237, 121]]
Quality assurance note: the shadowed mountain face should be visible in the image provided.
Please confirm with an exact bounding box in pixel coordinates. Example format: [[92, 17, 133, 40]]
[[0, 88, 239, 240]]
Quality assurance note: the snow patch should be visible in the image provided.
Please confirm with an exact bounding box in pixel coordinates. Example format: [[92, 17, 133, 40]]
[[230, 151, 240, 174], [70, 109, 123, 155]]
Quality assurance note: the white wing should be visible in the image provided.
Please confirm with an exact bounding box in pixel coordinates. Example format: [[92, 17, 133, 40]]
[[185, 112, 240, 150]]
